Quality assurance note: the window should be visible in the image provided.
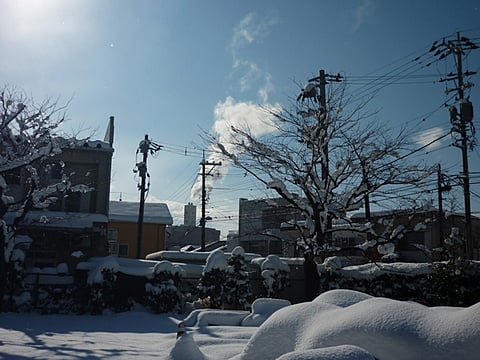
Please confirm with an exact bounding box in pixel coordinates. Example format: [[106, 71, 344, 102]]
[[107, 228, 118, 241], [119, 244, 129, 257], [108, 241, 119, 256]]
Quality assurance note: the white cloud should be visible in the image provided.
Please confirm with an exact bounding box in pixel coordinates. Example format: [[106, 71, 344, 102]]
[[414, 127, 446, 150], [258, 74, 274, 103], [231, 12, 278, 53], [190, 97, 281, 200], [230, 12, 279, 98], [352, 0, 375, 32]]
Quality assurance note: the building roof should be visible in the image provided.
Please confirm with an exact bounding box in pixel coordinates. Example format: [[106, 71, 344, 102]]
[[109, 201, 173, 225]]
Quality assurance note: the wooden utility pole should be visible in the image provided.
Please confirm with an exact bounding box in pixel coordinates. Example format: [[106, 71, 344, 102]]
[[134, 134, 162, 259], [306, 70, 344, 242], [200, 151, 221, 251], [431, 33, 478, 259], [436, 164, 452, 247]]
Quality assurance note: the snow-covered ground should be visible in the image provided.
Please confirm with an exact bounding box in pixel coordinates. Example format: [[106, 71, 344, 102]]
[[1, 289, 479, 360]]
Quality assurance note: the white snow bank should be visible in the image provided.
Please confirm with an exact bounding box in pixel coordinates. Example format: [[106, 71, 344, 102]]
[[195, 310, 249, 326], [241, 298, 291, 327], [235, 289, 480, 360], [312, 289, 372, 307], [319, 261, 432, 279], [276, 345, 376, 360], [183, 298, 290, 328], [183, 308, 249, 327]]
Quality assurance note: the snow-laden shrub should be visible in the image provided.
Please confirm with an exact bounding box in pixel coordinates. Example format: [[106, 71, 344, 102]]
[[261, 255, 289, 297], [36, 286, 76, 314], [197, 249, 229, 309], [85, 259, 131, 314], [1, 230, 32, 311], [145, 261, 183, 313], [225, 246, 251, 310], [426, 228, 479, 306]]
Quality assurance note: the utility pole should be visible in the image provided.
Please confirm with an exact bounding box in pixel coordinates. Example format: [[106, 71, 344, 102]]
[[303, 70, 344, 245], [133, 134, 162, 258], [431, 33, 478, 259], [437, 164, 452, 249], [200, 151, 221, 251], [307, 70, 344, 181]]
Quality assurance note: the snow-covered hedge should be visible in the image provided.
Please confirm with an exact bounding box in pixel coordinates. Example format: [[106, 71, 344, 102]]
[[318, 259, 480, 306]]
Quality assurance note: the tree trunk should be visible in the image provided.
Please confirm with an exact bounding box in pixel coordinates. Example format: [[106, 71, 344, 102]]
[[0, 223, 5, 312], [304, 252, 320, 301]]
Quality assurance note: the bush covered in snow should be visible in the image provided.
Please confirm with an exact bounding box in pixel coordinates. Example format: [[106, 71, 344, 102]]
[[197, 249, 229, 309], [1, 231, 31, 311], [260, 255, 289, 298], [83, 259, 132, 314], [225, 246, 251, 310], [145, 261, 184, 313]]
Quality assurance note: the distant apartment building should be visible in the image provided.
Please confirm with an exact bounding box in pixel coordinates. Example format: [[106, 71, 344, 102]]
[[352, 208, 480, 261], [238, 197, 304, 256]]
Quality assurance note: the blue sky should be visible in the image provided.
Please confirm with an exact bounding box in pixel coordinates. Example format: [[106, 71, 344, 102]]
[[1, 0, 479, 237]]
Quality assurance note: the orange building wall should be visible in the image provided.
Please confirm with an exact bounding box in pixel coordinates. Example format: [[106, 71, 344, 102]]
[[108, 220, 166, 259]]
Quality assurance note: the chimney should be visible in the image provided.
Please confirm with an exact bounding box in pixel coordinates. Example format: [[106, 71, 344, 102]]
[[104, 116, 115, 147]]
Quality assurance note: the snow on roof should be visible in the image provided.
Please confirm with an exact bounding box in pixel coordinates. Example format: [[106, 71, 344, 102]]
[[76, 256, 205, 278], [251, 257, 305, 267], [77, 139, 112, 150], [109, 201, 173, 225], [146, 250, 262, 263], [4, 210, 108, 228]]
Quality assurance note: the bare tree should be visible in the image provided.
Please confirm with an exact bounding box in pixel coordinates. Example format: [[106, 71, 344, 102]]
[[209, 81, 431, 263], [0, 87, 75, 311]]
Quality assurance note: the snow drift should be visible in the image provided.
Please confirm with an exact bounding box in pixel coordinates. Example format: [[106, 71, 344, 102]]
[[234, 289, 480, 360]]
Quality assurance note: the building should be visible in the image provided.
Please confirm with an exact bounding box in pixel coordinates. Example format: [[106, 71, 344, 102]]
[[352, 208, 480, 261], [166, 226, 221, 250], [7, 119, 115, 270], [165, 202, 220, 250], [184, 202, 197, 227], [238, 197, 304, 256], [108, 201, 173, 258]]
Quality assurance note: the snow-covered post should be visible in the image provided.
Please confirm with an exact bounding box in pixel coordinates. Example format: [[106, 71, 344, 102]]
[[226, 246, 251, 310], [197, 249, 228, 309], [261, 255, 289, 298]]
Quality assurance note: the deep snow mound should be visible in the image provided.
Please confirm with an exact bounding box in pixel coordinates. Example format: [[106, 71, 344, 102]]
[[235, 289, 480, 360], [312, 289, 372, 307], [276, 344, 376, 360]]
